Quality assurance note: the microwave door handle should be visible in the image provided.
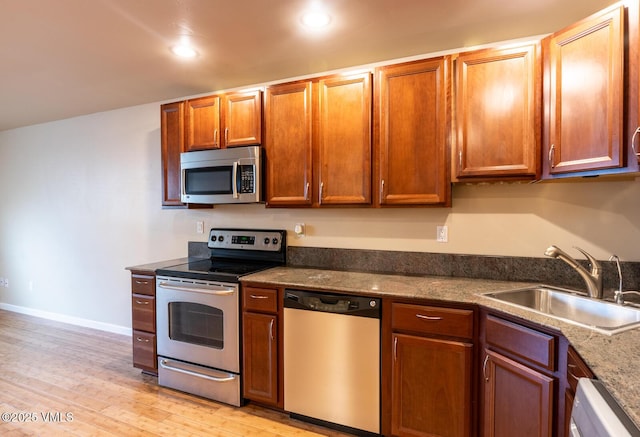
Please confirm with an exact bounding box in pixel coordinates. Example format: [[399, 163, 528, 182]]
[[181, 169, 187, 200], [232, 161, 239, 199]]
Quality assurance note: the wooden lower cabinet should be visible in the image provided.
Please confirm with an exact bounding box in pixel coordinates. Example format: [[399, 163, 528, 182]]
[[241, 285, 282, 408], [242, 312, 278, 405], [480, 313, 560, 437], [563, 346, 595, 437], [130, 271, 157, 375], [386, 301, 475, 437], [392, 334, 473, 437], [481, 349, 554, 437]]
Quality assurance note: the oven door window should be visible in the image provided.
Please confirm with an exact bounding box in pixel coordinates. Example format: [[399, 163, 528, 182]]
[[184, 166, 233, 195], [168, 302, 224, 349]]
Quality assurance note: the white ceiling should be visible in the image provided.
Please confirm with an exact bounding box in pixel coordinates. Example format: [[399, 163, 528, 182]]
[[0, 0, 618, 131]]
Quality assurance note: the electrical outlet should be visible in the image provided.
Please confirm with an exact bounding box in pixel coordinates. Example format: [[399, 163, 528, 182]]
[[0, 277, 4, 287], [436, 225, 448, 243], [4, 278, 8, 288], [196, 221, 204, 234]]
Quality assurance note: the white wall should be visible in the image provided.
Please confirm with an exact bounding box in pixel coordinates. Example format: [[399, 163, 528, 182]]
[[1, 101, 639, 331]]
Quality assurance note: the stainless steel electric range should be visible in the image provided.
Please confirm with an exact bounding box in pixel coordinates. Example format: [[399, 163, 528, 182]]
[[155, 228, 286, 406]]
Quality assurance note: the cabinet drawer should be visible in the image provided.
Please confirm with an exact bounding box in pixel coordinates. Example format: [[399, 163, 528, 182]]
[[567, 346, 594, 392], [132, 330, 156, 370], [485, 315, 556, 371], [392, 303, 474, 340], [131, 274, 155, 296], [132, 294, 155, 332], [243, 287, 278, 313]]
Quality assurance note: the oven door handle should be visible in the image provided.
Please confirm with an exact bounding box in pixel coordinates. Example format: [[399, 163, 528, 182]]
[[159, 359, 237, 382], [157, 282, 236, 296]]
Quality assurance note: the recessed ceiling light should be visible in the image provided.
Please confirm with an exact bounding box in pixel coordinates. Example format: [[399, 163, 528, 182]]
[[301, 9, 331, 29], [171, 44, 198, 58]]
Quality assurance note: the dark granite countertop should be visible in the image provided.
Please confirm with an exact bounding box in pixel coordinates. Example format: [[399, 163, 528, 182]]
[[241, 266, 640, 428]]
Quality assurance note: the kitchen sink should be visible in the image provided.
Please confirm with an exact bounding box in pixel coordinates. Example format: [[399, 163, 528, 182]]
[[481, 286, 640, 335]]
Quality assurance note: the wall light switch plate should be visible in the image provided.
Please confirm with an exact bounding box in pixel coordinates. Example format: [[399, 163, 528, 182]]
[[436, 225, 448, 243]]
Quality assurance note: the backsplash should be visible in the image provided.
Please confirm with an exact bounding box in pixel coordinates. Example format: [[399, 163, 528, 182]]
[[188, 242, 640, 293]]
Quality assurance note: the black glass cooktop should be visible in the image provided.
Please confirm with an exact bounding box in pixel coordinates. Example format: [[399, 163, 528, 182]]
[[156, 258, 280, 283]]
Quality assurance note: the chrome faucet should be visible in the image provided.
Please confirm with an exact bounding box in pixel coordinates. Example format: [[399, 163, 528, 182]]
[[544, 245, 603, 299]]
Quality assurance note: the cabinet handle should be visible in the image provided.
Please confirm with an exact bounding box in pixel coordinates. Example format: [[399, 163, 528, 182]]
[[136, 337, 150, 343], [135, 280, 149, 285], [380, 179, 385, 203], [416, 314, 443, 321], [482, 354, 490, 382], [224, 127, 229, 146], [393, 336, 398, 361], [319, 181, 324, 204], [459, 150, 463, 170], [214, 128, 218, 147], [548, 144, 555, 168], [269, 319, 275, 341], [304, 182, 310, 201], [135, 300, 150, 305], [632, 127, 640, 157], [249, 294, 268, 299], [567, 363, 579, 381]]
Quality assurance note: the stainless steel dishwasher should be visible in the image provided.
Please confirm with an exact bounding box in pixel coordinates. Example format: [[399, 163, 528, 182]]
[[283, 289, 381, 435]]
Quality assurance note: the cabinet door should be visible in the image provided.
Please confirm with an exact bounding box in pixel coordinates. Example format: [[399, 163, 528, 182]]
[[482, 349, 554, 437], [544, 5, 624, 175], [391, 333, 472, 437], [317, 73, 372, 205], [160, 101, 186, 207], [242, 312, 278, 406], [375, 58, 450, 206], [264, 81, 313, 206], [456, 44, 540, 179], [223, 90, 262, 147], [185, 95, 220, 151]]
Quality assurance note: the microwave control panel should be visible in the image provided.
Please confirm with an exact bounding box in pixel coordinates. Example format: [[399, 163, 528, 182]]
[[239, 165, 255, 194]]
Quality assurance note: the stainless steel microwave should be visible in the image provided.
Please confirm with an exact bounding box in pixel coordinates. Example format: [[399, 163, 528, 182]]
[[180, 146, 262, 204]]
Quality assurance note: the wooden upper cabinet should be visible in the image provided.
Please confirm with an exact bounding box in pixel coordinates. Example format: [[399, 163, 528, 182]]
[[224, 90, 262, 147], [543, 4, 625, 176], [317, 73, 372, 206], [374, 58, 451, 206], [264, 81, 313, 206], [185, 95, 221, 151], [184, 90, 262, 152], [455, 44, 541, 181], [161, 101, 187, 207]]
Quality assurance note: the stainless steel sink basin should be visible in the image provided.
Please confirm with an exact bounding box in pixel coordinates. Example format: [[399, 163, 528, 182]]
[[481, 286, 640, 335]]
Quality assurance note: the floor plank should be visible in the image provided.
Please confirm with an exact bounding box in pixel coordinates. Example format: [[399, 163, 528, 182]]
[[0, 310, 353, 437]]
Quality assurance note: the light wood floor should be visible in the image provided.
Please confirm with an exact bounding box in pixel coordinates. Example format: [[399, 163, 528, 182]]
[[0, 310, 353, 437]]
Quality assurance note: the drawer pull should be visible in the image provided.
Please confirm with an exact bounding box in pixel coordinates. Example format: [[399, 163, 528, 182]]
[[136, 337, 150, 343], [135, 300, 150, 305], [250, 294, 269, 299], [135, 280, 149, 285], [416, 314, 443, 321]]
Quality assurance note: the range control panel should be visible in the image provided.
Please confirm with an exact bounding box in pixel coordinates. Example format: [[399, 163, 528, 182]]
[[207, 228, 284, 252]]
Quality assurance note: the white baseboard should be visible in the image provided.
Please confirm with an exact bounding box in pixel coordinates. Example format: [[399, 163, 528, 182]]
[[0, 303, 132, 336]]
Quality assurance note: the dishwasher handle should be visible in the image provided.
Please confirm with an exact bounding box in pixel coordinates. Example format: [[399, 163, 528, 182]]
[[284, 289, 380, 318]]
